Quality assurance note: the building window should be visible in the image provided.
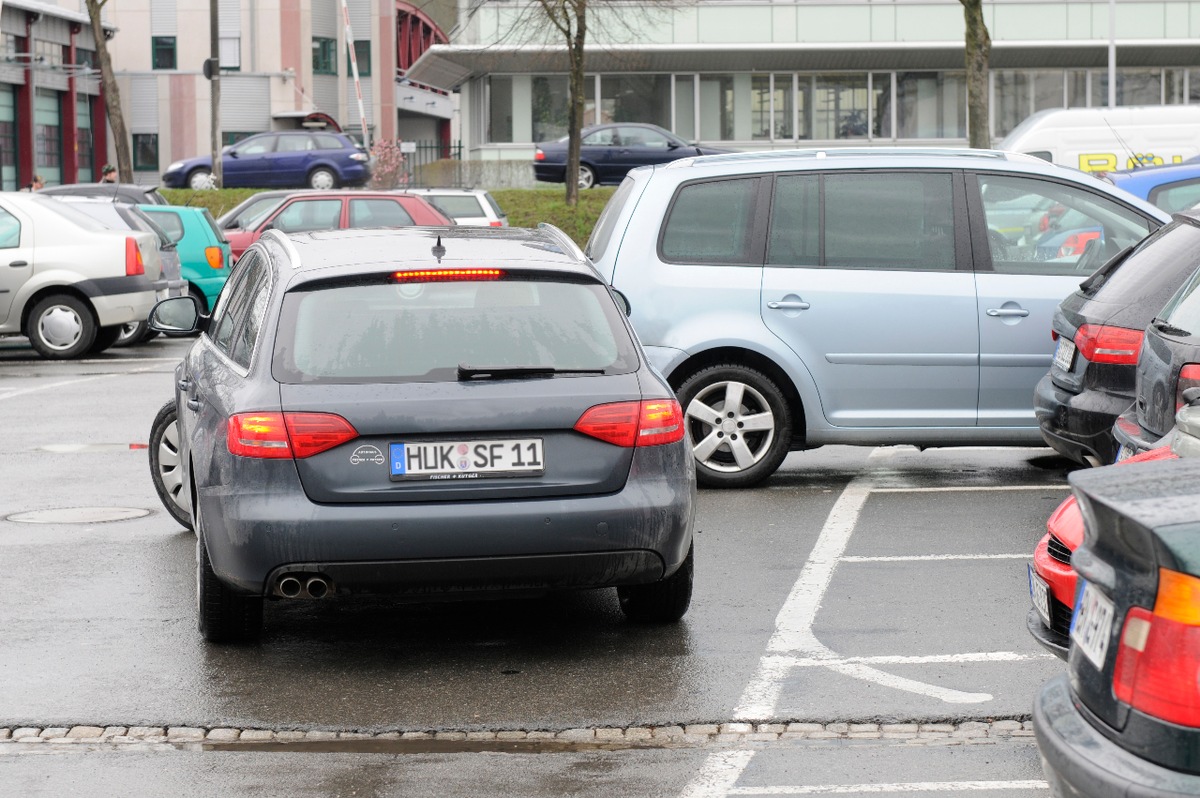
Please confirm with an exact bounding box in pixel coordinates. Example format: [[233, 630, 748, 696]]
[[34, 89, 62, 185], [219, 37, 241, 71], [0, 84, 15, 192], [487, 75, 513, 143], [75, 48, 96, 69], [152, 37, 176, 70], [601, 75, 670, 130], [77, 97, 93, 181], [896, 72, 966, 139], [348, 41, 370, 76], [34, 40, 63, 66], [133, 134, 159, 171], [312, 37, 337, 75], [811, 75, 870, 140], [532, 76, 568, 142]]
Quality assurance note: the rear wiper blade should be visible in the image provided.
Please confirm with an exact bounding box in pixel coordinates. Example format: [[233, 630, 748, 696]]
[[457, 365, 605, 381], [1078, 245, 1133, 295], [1152, 317, 1192, 337]]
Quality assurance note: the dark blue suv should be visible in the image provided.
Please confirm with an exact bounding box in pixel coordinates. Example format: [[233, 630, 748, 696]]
[[162, 131, 371, 190]]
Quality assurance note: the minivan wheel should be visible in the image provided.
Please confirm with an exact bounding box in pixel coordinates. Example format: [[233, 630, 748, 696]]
[[308, 167, 337, 190], [618, 543, 693, 623], [27, 294, 97, 359], [196, 506, 262, 643], [150, 400, 193, 531], [113, 320, 148, 347], [676, 364, 792, 489], [578, 165, 596, 189], [89, 325, 124, 354]]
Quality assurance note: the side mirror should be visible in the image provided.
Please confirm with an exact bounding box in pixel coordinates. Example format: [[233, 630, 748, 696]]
[[611, 288, 631, 317], [227, 150, 239, 159], [1184, 387, 1200, 406], [149, 295, 207, 335]]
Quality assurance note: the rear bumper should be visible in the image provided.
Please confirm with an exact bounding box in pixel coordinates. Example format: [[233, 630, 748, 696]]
[[1035, 674, 1200, 798], [533, 164, 566, 183], [76, 276, 157, 327], [199, 445, 695, 597], [1033, 373, 1131, 465], [1111, 407, 1170, 459]]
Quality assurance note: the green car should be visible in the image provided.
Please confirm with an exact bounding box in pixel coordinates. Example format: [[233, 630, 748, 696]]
[[139, 206, 232, 313]]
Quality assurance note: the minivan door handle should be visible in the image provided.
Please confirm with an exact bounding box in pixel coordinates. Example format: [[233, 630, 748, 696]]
[[9, 260, 28, 268], [768, 300, 811, 311], [986, 307, 1030, 318]]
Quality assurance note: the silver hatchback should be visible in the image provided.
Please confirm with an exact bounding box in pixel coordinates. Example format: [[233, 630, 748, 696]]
[[587, 148, 1170, 487]]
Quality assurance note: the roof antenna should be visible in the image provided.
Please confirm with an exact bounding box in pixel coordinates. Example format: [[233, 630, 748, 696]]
[[432, 234, 445, 263]]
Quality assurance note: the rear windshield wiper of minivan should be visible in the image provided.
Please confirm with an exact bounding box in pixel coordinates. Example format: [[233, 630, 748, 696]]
[[457, 365, 606, 381], [1151, 317, 1192, 337], [1078, 245, 1133, 296]]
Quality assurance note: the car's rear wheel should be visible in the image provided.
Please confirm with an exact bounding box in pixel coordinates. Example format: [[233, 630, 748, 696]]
[[27, 294, 96, 359], [150, 400, 193, 531], [89, 324, 124, 354], [196, 506, 263, 643], [308, 167, 337, 190], [187, 168, 214, 190], [676, 363, 792, 489], [113, 320, 149, 347], [578, 165, 596, 190], [618, 543, 693, 622]]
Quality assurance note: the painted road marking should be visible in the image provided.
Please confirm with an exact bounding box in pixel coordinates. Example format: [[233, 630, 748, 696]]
[[679, 751, 757, 798], [872, 486, 1068, 493], [727, 780, 1049, 794], [0, 363, 167, 402], [840, 554, 1030, 563]]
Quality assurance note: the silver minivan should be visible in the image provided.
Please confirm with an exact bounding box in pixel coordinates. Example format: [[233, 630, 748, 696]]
[[587, 148, 1170, 487]]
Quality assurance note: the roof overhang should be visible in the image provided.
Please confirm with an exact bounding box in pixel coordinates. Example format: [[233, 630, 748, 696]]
[[6, 0, 117, 32], [406, 40, 1200, 89]]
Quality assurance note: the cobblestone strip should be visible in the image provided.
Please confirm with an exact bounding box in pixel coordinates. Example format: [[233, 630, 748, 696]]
[[0, 720, 1037, 750]]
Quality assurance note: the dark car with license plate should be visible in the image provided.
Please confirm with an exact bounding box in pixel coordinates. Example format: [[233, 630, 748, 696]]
[[1035, 212, 1200, 466], [148, 225, 696, 642], [1034, 458, 1200, 796], [533, 123, 732, 189]]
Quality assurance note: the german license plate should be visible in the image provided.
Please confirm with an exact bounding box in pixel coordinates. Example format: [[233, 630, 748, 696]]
[[1054, 338, 1076, 372], [1070, 580, 1115, 669], [389, 438, 544, 481], [1029, 565, 1052, 629]]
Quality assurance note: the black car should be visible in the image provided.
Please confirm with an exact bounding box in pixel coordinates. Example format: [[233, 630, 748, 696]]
[[39, 182, 170, 206], [533, 123, 732, 189], [1034, 212, 1200, 465], [1112, 251, 1200, 457], [148, 225, 696, 642], [1034, 457, 1200, 797]]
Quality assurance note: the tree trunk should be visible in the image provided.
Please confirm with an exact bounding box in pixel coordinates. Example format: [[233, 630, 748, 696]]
[[564, 4, 587, 207], [85, 0, 133, 182], [961, 0, 991, 149]]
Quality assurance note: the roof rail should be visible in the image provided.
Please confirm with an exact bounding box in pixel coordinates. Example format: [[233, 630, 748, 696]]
[[670, 146, 1013, 169], [537, 222, 586, 262], [259, 228, 304, 269]]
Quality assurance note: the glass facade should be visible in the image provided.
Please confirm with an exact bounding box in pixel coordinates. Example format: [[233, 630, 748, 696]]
[[133, 133, 158, 172], [0, 84, 15, 192], [34, 89, 61, 186], [76, 96, 93, 183], [484, 67, 1200, 145]]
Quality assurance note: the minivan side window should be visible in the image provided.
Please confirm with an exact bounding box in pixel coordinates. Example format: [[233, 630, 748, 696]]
[[824, 173, 956, 271], [978, 174, 1151, 276], [767, 174, 819, 266], [660, 177, 761, 264]]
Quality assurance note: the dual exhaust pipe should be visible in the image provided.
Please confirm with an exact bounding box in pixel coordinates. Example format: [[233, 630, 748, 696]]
[[276, 574, 331, 599]]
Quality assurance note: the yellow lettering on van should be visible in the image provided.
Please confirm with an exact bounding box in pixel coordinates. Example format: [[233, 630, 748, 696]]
[[1128, 153, 1164, 168], [1173, 155, 1184, 164], [1079, 153, 1118, 173]]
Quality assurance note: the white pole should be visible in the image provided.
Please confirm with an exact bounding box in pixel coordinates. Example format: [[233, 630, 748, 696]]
[[1108, 0, 1116, 108], [340, 0, 370, 153]]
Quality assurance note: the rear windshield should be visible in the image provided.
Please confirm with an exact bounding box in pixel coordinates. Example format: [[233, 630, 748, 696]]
[[273, 276, 640, 384], [424, 195, 486, 220], [585, 176, 637, 261], [1093, 219, 1200, 300], [36, 197, 110, 232], [201, 209, 228, 243]]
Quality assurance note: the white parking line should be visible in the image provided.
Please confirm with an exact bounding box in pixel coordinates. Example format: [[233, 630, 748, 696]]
[[728, 780, 1049, 794], [0, 374, 117, 402], [679, 751, 758, 798], [840, 554, 1030, 563], [872, 486, 1068, 493]]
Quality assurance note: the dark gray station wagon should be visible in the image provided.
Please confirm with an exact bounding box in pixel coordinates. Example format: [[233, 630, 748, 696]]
[[150, 226, 696, 642]]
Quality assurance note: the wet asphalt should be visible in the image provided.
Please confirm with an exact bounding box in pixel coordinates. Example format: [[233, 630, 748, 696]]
[[0, 335, 1071, 795]]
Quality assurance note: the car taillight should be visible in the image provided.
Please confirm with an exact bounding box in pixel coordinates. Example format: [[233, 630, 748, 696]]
[[534, 149, 545, 161], [574, 400, 685, 448], [1074, 324, 1143, 365], [205, 246, 224, 270], [1177, 364, 1200, 411], [125, 237, 145, 276], [227, 412, 357, 459], [1113, 568, 1200, 727], [1057, 231, 1101, 258], [392, 269, 504, 282]]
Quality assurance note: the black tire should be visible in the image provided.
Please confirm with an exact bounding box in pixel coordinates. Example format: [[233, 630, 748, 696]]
[[676, 363, 793, 489], [308, 167, 337, 190], [578, 165, 596, 189], [618, 543, 694, 623], [187, 168, 213, 190], [112, 320, 148, 348], [26, 294, 97, 359], [196, 506, 263, 643], [150, 400, 193, 531], [89, 325, 124, 354]]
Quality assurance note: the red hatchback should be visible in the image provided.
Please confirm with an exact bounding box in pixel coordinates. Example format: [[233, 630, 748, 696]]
[[1027, 445, 1176, 658], [226, 191, 452, 260]]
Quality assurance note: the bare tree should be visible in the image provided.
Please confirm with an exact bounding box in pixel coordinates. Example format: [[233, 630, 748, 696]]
[[534, 0, 587, 206], [84, 0, 133, 182], [960, 0, 991, 149]]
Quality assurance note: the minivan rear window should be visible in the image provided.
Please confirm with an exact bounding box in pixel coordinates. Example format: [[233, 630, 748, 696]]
[[660, 177, 760, 264], [274, 277, 640, 383]]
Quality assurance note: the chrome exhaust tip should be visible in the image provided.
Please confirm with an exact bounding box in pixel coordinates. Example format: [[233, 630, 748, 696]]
[[306, 577, 329, 599], [278, 576, 303, 598]]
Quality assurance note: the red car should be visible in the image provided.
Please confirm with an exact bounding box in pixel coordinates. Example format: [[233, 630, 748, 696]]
[[1027, 445, 1176, 658], [226, 191, 452, 260]]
